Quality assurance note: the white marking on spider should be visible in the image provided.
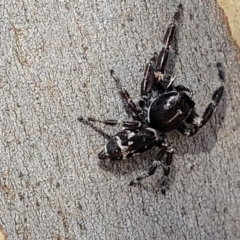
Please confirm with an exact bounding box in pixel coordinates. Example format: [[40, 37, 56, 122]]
[[128, 132, 136, 138], [147, 97, 158, 123], [211, 100, 216, 107], [166, 75, 177, 89], [116, 136, 128, 151], [103, 145, 110, 158], [167, 146, 174, 153], [154, 71, 164, 80], [193, 116, 203, 126], [128, 141, 133, 146], [166, 109, 182, 123], [162, 142, 168, 147], [142, 64, 151, 91], [145, 128, 158, 140], [164, 95, 179, 110], [184, 130, 190, 136]]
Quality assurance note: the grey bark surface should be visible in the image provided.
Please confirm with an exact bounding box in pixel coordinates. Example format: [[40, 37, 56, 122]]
[[0, 0, 239, 239]]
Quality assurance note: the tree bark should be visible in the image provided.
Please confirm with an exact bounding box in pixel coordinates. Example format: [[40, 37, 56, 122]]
[[0, 0, 239, 239]]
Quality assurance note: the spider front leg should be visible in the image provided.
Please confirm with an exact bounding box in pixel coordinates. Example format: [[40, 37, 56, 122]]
[[78, 117, 141, 130], [129, 139, 174, 194], [178, 63, 224, 136], [140, 4, 182, 97], [141, 54, 157, 96], [77, 117, 111, 140], [154, 4, 182, 81], [177, 86, 224, 136], [110, 70, 142, 115]]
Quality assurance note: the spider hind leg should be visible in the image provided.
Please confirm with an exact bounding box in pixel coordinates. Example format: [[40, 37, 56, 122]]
[[129, 140, 174, 194]]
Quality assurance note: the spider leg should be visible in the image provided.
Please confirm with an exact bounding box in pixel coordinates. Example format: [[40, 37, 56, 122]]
[[110, 70, 142, 115], [78, 117, 141, 130], [194, 86, 224, 127], [141, 54, 157, 96], [129, 144, 167, 185], [177, 63, 224, 136], [154, 4, 182, 81], [78, 117, 111, 140], [129, 140, 174, 194], [177, 86, 224, 136], [175, 85, 193, 96], [160, 145, 174, 194]]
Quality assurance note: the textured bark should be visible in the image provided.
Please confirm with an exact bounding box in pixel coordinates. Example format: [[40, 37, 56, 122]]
[[0, 0, 239, 239]]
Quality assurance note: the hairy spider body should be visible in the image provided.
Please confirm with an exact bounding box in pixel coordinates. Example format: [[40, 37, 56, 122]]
[[78, 4, 224, 194]]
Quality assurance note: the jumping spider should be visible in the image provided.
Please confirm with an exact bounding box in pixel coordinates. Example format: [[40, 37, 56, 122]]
[[78, 4, 224, 194]]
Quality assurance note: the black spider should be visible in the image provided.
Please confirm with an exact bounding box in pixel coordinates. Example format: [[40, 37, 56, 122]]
[[78, 4, 224, 194]]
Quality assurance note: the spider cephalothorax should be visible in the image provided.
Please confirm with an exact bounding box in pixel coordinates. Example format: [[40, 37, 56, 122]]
[[78, 4, 224, 194]]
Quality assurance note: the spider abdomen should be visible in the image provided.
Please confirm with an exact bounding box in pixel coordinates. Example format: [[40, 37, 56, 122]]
[[98, 128, 159, 161]]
